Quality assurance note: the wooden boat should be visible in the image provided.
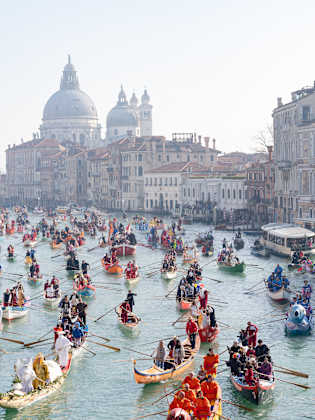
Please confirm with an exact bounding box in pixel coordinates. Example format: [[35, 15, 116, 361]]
[[50, 241, 62, 249], [161, 269, 177, 280], [56, 206, 68, 214], [217, 261, 245, 273], [265, 284, 291, 302], [2, 305, 29, 321], [234, 237, 244, 250], [176, 298, 193, 311], [199, 325, 220, 343], [101, 259, 123, 275], [116, 306, 141, 331], [230, 373, 275, 405], [7, 255, 16, 262], [133, 336, 200, 384], [43, 293, 61, 308], [73, 283, 96, 298], [24, 256, 33, 265], [125, 274, 140, 284], [112, 243, 136, 256], [23, 239, 37, 247], [0, 353, 73, 409], [28, 274, 43, 283]]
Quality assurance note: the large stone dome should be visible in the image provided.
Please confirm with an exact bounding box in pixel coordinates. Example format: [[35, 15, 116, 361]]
[[106, 86, 138, 128], [43, 89, 98, 120], [42, 56, 98, 121]]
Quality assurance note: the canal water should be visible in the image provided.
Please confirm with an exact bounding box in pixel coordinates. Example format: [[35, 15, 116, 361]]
[[0, 213, 314, 420]]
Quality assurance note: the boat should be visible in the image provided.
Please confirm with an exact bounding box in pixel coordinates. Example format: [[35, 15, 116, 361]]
[[73, 283, 96, 298], [7, 255, 16, 262], [167, 409, 191, 420], [182, 255, 195, 265], [198, 325, 220, 343], [133, 336, 200, 384], [265, 283, 291, 302], [251, 246, 270, 258], [50, 241, 63, 249], [101, 259, 123, 275], [285, 304, 313, 335], [43, 293, 61, 308], [56, 206, 68, 214], [230, 373, 275, 405], [23, 239, 37, 247], [28, 274, 43, 283], [2, 305, 29, 321], [176, 298, 193, 311], [233, 237, 244, 250], [115, 306, 141, 331], [217, 261, 245, 273], [125, 274, 140, 284], [243, 230, 262, 236], [261, 223, 315, 257], [161, 269, 177, 280], [0, 352, 73, 409], [202, 248, 214, 257], [112, 243, 136, 257], [24, 256, 33, 265]]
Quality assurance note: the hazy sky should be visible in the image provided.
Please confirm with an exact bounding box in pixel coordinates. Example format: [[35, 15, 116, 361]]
[[1, 0, 315, 167]]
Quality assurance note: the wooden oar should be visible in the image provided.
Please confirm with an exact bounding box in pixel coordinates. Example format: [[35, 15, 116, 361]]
[[217, 320, 231, 328], [81, 346, 96, 356], [89, 333, 110, 342], [88, 245, 100, 252], [121, 347, 153, 358], [38, 329, 53, 341], [24, 337, 52, 347], [222, 399, 253, 412], [203, 276, 223, 284], [273, 364, 309, 378], [257, 371, 310, 389], [151, 385, 182, 405], [0, 337, 24, 345], [219, 348, 228, 356], [165, 284, 178, 298], [245, 279, 264, 293], [260, 317, 286, 325], [51, 253, 64, 259], [87, 339, 120, 352], [94, 305, 119, 322], [131, 410, 168, 420], [113, 358, 152, 363]]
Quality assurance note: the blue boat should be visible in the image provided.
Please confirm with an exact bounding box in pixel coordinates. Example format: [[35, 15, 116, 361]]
[[285, 304, 313, 335]]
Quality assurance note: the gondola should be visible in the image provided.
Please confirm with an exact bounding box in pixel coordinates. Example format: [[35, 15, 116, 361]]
[[115, 306, 141, 331], [133, 336, 200, 384], [230, 373, 275, 405], [101, 259, 123, 275], [161, 269, 177, 280]]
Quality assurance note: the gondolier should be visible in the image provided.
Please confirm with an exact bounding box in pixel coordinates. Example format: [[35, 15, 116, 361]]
[[246, 321, 258, 347], [126, 290, 137, 312], [55, 330, 72, 369], [186, 317, 198, 349]]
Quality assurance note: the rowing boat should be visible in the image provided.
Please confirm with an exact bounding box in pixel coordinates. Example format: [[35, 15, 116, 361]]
[[161, 269, 177, 280], [28, 274, 43, 283], [217, 261, 245, 273], [265, 284, 291, 302], [125, 274, 140, 284], [198, 325, 220, 343], [116, 306, 141, 332], [2, 305, 29, 321], [230, 373, 275, 404], [43, 293, 61, 308], [285, 304, 313, 335], [101, 259, 123, 275], [133, 336, 200, 384], [73, 283, 96, 298], [176, 298, 193, 311]]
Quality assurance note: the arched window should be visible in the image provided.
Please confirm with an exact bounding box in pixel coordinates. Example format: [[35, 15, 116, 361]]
[[227, 189, 230, 199], [233, 189, 236, 199]]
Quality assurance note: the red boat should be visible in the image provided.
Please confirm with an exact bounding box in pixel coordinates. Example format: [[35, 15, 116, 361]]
[[112, 243, 136, 257], [199, 325, 220, 343]]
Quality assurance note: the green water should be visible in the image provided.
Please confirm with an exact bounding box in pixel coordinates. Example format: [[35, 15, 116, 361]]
[[0, 215, 314, 420]]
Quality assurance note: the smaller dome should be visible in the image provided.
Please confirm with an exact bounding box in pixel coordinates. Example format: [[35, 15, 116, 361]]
[[141, 89, 150, 104], [107, 86, 138, 128], [130, 92, 138, 108]]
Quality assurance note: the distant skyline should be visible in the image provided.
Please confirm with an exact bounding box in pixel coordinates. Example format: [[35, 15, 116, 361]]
[[1, 0, 315, 168]]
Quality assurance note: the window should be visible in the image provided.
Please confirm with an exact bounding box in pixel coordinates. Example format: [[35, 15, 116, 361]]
[[233, 189, 236, 199], [188, 188, 190, 197], [150, 177, 152, 185], [227, 189, 230, 199], [154, 178, 157, 186], [239, 190, 242, 199], [222, 189, 225, 199], [150, 199, 153, 208], [310, 208, 313, 218], [175, 178, 177, 186], [138, 167, 143, 176], [159, 177, 162, 186], [210, 155, 214, 161], [184, 188, 186, 197], [170, 178, 172, 186], [164, 178, 168, 186], [192, 188, 195, 197], [138, 154, 142, 162], [158, 154, 161, 161], [166, 155, 170, 162], [170, 200, 173, 209], [302, 105, 311, 121], [145, 178, 148, 186], [146, 200, 148, 208]]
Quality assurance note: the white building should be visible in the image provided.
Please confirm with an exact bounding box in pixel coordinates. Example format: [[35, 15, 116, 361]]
[[106, 86, 152, 143], [40, 56, 102, 148]]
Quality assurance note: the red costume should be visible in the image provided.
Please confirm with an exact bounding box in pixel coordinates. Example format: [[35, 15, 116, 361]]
[[199, 290, 208, 310], [120, 301, 131, 324], [186, 319, 198, 335], [246, 323, 258, 347]]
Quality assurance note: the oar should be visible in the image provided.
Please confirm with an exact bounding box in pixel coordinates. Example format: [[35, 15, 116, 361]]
[[257, 371, 310, 389], [151, 385, 182, 405], [24, 337, 52, 347], [0, 337, 24, 345], [172, 313, 187, 326], [88, 245, 99, 252], [245, 279, 264, 293], [273, 364, 309, 378], [217, 320, 231, 328], [93, 304, 118, 322], [89, 333, 110, 342], [121, 347, 153, 358], [165, 284, 178, 298], [38, 329, 53, 341], [131, 411, 168, 420], [136, 334, 186, 347], [219, 348, 228, 356], [203, 276, 223, 284], [260, 318, 286, 325], [222, 399, 253, 412], [87, 339, 120, 352], [113, 358, 152, 363], [81, 346, 96, 356]]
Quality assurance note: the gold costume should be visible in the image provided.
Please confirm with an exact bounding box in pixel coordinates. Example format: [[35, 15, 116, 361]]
[[32, 353, 50, 389]]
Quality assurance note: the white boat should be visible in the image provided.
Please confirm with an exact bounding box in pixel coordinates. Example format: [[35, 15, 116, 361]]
[[23, 239, 37, 247], [2, 306, 29, 321], [125, 275, 140, 284], [265, 285, 291, 302], [161, 270, 177, 280], [43, 293, 61, 308], [261, 223, 315, 257]]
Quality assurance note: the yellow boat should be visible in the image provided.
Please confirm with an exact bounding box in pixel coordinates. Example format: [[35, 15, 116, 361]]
[[133, 336, 200, 384]]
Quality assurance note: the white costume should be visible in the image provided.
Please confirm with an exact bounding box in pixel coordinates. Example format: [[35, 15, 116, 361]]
[[15, 358, 37, 394], [55, 334, 72, 368]]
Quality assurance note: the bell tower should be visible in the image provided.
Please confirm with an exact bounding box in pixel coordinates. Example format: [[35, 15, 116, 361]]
[[138, 89, 152, 136]]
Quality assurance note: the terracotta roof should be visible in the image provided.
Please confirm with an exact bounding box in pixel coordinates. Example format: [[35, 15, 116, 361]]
[[147, 161, 211, 174], [35, 138, 64, 149]]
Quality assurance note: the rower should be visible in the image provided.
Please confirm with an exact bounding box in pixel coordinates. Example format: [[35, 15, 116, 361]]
[[246, 321, 258, 347], [126, 290, 137, 312], [201, 375, 220, 408], [151, 340, 166, 369], [81, 260, 90, 275], [167, 336, 177, 357], [120, 299, 131, 324], [186, 317, 198, 350], [203, 349, 219, 376], [255, 339, 270, 363]]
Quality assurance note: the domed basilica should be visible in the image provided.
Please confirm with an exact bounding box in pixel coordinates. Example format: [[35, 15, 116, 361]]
[[40, 56, 153, 148]]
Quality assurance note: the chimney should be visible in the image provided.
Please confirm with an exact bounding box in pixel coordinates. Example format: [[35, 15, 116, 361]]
[[204, 137, 209, 149], [212, 138, 216, 150], [198, 135, 202, 144], [277, 97, 283, 107], [194, 133, 197, 143], [267, 145, 273, 161], [162, 137, 166, 160]]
